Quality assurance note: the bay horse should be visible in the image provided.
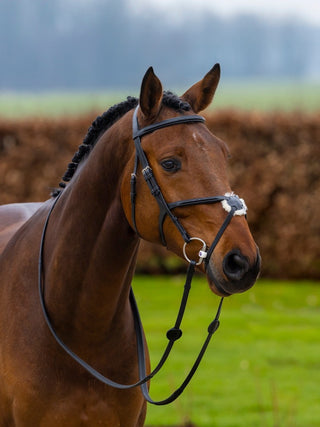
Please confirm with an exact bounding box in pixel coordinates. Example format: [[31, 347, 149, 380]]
[[0, 64, 260, 426]]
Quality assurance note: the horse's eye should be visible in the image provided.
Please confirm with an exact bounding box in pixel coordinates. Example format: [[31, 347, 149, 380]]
[[160, 159, 181, 172]]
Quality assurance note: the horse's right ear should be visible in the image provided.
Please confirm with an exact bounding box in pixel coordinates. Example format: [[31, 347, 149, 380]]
[[139, 67, 163, 120]]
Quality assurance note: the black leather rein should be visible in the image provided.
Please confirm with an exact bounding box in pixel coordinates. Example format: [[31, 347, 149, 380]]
[[38, 106, 248, 406]]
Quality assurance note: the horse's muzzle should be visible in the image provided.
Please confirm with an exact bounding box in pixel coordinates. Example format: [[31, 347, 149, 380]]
[[206, 248, 261, 296]]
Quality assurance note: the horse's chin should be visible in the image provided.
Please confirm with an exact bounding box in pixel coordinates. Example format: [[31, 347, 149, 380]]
[[206, 260, 258, 296], [206, 266, 232, 297]]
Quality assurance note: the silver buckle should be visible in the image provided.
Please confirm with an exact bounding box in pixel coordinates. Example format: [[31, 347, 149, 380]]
[[183, 237, 207, 266]]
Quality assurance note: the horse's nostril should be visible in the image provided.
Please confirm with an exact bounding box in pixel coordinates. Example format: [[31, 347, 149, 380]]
[[223, 250, 250, 282]]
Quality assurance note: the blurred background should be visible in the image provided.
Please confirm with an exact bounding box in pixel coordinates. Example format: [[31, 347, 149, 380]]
[[0, 2, 320, 426], [0, 0, 319, 279], [0, 0, 319, 91]]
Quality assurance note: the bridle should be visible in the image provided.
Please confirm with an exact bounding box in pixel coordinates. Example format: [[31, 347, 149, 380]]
[[131, 106, 247, 270], [39, 106, 248, 406]]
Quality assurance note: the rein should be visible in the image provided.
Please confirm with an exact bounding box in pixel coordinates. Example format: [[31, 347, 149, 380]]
[[38, 106, 247, 405]]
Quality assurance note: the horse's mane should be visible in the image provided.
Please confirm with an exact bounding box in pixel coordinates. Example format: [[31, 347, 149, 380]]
[[53, 91, 190, 196]]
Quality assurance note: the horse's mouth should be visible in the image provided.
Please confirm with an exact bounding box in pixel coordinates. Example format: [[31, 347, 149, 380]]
[[205, 254, 260, 296], [206, 266, 232, 296]]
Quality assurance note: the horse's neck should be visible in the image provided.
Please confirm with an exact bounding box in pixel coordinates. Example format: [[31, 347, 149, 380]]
[[43, 117, 139, 348]]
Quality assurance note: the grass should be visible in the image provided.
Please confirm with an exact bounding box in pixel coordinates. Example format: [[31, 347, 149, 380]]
[[131, 276, 320, 427], [211, 80, 320, 112], [0, 81, 319, 118], [0, 91, 129, 119]]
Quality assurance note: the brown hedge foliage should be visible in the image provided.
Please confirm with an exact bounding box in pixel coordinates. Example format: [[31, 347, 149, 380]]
[[206, 110, 320, 279], [0, 110, 319, 279]]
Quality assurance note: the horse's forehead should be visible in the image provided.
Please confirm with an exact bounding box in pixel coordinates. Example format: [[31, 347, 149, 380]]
[[179, 125, 226, 156], [141, 114, 227, 160], [150, 121, 216, 147], [146, 126, 227, 173]]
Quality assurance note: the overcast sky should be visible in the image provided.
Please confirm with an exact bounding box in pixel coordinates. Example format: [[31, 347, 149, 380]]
[[129, 0, 320, 25]]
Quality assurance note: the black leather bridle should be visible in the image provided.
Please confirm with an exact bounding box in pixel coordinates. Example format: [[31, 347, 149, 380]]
[[131, 106, 247, 268], [39, 106, 248, 406]]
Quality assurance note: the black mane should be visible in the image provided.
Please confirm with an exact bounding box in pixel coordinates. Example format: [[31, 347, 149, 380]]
[[53, 91, 190, 196]]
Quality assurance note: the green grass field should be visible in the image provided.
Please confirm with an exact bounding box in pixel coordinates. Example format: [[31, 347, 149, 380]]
[[0, 81, 319, 118], [131, 276, 320, 427]]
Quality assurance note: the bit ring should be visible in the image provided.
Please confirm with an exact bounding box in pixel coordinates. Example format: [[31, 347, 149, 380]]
[[183, 237, 207, 266]]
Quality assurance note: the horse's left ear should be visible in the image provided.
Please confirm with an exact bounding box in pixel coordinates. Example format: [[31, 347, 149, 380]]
[[181, 63, 220, 113], [139, 67, 163, 120]]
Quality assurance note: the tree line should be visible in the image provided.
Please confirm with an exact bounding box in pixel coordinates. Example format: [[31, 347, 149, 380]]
[[0, 0, 319, 90]]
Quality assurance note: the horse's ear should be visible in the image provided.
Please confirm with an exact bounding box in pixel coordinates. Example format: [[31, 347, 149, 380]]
[[139, 67, 163, 120], [181, 63, 221, 113]]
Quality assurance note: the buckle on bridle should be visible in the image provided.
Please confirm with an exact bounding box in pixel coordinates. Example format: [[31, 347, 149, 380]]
[[183, 237, 207, 266]]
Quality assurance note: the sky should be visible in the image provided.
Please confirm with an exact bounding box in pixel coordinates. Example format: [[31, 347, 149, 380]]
[[130, 0, 320, 26]]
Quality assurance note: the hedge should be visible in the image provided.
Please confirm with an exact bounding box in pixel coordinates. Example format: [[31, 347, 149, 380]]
[[0, 110, 319, 279]]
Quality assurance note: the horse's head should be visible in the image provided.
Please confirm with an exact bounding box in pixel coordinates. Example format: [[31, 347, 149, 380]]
[[121, 65, 260, 296]]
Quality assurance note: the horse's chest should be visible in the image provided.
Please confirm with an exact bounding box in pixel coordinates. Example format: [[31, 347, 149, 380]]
[[39, 395, 121, 426], [9, 385, 144, 426]]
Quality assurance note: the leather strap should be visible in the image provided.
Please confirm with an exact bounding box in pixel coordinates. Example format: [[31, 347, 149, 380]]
[[132, 107, 205, 140], [39, 210, 223, 402]]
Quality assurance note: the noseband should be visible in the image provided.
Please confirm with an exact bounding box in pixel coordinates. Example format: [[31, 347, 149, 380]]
[[39, 105, 248, 407]]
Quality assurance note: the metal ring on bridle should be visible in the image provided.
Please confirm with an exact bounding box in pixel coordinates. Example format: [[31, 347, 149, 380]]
[[183, 237, 207, 266]]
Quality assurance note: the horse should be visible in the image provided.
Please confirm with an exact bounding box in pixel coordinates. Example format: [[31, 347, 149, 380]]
[[0, 64, 260, 426]]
